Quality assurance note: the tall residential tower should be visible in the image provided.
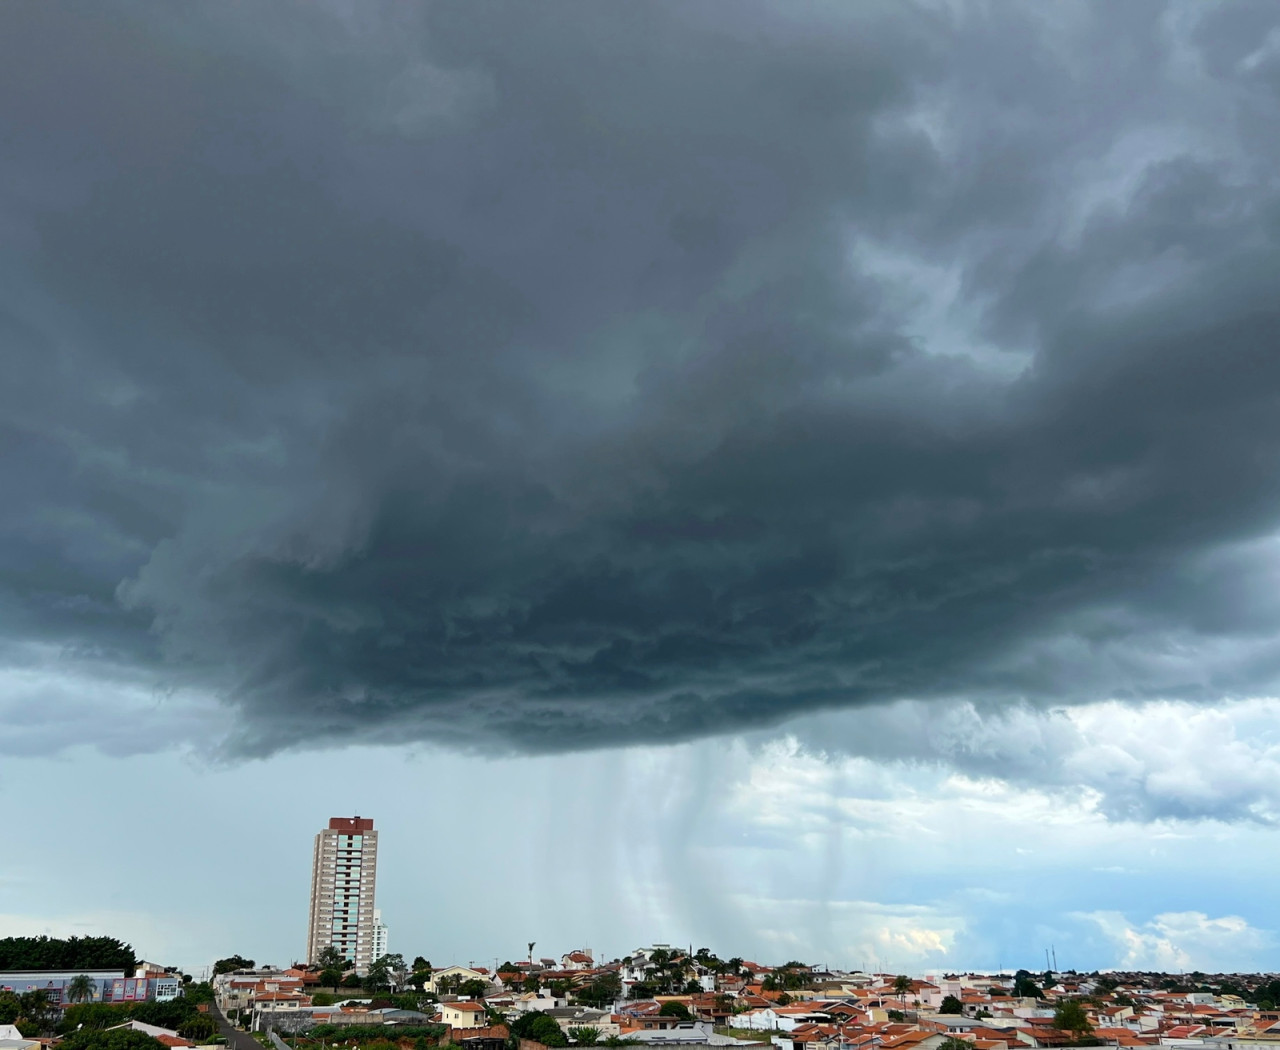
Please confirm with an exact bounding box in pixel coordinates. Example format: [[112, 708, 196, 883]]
[[306, 816, 379, 974]]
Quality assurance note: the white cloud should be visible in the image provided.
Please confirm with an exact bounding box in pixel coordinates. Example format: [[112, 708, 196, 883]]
[[725, 895, 964, 971], [789, 695, 1280, 824], [1081, 911, 1272, 972]]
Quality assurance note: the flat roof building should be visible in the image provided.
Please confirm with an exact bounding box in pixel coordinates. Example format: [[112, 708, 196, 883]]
[[306, 816, 379, 975]]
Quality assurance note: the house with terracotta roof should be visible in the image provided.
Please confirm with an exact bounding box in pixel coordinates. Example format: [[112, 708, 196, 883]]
[[441, 1001, 489, 1029], [561, 951, 595, 971]]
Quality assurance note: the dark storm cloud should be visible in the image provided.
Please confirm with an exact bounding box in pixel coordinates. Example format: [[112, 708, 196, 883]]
[[5, 0, 1280, 760]]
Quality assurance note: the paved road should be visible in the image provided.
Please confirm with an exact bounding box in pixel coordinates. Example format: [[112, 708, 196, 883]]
[[209, 1005, 262, 1050]]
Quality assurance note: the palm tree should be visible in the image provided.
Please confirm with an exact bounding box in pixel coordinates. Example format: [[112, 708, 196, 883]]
[[67, 975, 96, 1004], [893, 975, 911, 1012]]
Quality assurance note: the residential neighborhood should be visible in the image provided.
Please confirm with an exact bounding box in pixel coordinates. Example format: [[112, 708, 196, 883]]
[[13, 935, 1280, 1050]]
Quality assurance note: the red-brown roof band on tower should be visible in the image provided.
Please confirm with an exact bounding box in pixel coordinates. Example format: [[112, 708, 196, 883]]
[[328, 815, 374, 831]]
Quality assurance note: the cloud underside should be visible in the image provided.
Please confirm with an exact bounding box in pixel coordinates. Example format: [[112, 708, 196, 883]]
[[4, 2, 1280, 759]]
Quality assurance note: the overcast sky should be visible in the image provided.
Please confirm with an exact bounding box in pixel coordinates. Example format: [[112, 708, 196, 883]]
[[5, 0, 1280, 976]]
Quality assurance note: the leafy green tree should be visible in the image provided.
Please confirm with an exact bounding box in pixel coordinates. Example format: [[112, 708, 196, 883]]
[[67, 975, 98, 1004], [0, 936, 135, 973], [659, 1002, 692, 1021], [459, 978, 489, 998], [213, 956, 255, 976], [511, 1011, 568, 1047], [184, 983, 215, 1007], [0, 991, 22, 1026], [177, 1016, 217, 1042], [130, 999, 201, 1030], [524, 976, 543, 993], [574, 974, 621, 1008], [940, 995, 963, 1015], [1054, 1001, 1093, 1041], [893, 975, 912, 1009], [20, 990, 55, 1034], [887, 1010, 906, 1023], [57, 1028, 166, 1050], [569, 1027, 600, 1045], [316, 945, 348, 985], [1013, 971, 1042, 1000], [366, 954, 394, 992], [342, 973, 363, 988], [58, 1003, 126, 1033]]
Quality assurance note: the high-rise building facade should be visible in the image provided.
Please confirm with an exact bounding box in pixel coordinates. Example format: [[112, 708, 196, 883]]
[[371, 908, 388, 962], [307, 816, 379, 974]]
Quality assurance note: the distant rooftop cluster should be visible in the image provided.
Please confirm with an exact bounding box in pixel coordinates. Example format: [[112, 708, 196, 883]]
[[209, 946, 1280, 1050]]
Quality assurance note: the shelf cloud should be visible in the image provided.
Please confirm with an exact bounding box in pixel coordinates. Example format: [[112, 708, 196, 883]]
[[4, 2, 1280, 760]]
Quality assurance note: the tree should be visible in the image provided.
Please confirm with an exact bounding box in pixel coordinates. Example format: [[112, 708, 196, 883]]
[[320, 967, 344, 992], [893, 975, 912, 1009], [67, 975, 98, 1005], [940, 995, 963, 1015], [0, 991, 20, 1025], [56, 1028, 166, 1050], [575, 973, 621, 1008], [511, 1010, 568, 1048], [213, 956, 255, 976], [184, 982, 215, 1007], [459, 978, 489, 999], [659, 1002, 692, 1021], [19, 990, 55, 1034], [524, 976, 543, 993], [177, 1016, 217, 1042], [367, 953, 407, 993], [1013, 970, 1042, 1000], [1054, 1001, 1093, 1041], [342, 973, 363, 988], [57, 1003, 126, 1034], [569, 1027, 600, 1045], [940, 1039, 972, 1050], [316, 946, 346, 970], [0, 936, 135, 973]]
